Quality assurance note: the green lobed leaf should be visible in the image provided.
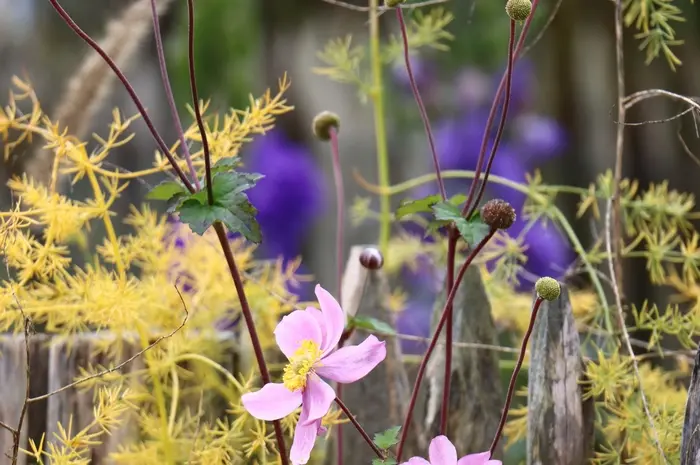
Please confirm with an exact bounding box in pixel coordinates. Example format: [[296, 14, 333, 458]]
[[373, 426, 402, 450], [395, 194, 442, 219], [146, 181, 188, 200], [350, 316, 396, 335], [431, 202, 490, 245], [177, 198, 261, 242]]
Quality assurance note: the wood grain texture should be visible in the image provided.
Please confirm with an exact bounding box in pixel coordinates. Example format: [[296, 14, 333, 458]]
[[423, 264, 503, 459], [681, 344, 700, 465], [326, 245, 414, 465], [526, 284, 594, 465]]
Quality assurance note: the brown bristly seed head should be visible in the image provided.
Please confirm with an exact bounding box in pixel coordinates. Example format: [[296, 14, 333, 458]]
[[505, 0, 532, 21], [312, 111, 340, 141], [480, 199, 516, 230], [535, 277, 561, 301], [359, 247, 384, 270]]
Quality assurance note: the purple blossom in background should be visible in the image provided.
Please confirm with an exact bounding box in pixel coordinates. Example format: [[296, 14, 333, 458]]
[[393, 57, 573, 353]]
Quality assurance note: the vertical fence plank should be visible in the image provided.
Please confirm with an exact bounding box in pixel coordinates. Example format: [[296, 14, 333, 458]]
[[681, 344, 700, 465], [422, 264, 504, 459], [327, 245, 413, 465], [527, 284, 594, 465], [0, 333, 49, 465]]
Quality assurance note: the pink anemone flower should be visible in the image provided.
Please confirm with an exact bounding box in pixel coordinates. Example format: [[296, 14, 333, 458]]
[[242, 284, 387, 465], [402, 436, 502, 465]]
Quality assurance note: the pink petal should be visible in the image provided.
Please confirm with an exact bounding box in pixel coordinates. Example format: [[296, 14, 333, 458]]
[[305, 306, 328, 349], [275, 309, 323, 359], [402, 458, 431, 465], [290, 411, 322, 465], [429, 436, 458, 465], [241, 383, 302, 421], [302, 375, 336, 422], [314, 284, 346, 354], [457, 452, 498, 465], [316, 335, 386, 383]]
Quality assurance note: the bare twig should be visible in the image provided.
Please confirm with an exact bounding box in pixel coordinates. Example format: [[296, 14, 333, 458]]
[[321, 0, 451, 12], [28, 287, 190, 403], [604, 198, 668, 464]]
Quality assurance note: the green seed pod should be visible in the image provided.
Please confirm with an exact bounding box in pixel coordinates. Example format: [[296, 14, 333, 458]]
[[480, 199, 516, 231], [385, 0, 406, 7], [505, 0, 532, 21], [312, 111, 340, 141], [535, 277, 561, 301]]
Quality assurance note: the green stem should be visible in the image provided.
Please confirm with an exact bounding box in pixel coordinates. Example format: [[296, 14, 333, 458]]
[[369, 0, 391, 255]]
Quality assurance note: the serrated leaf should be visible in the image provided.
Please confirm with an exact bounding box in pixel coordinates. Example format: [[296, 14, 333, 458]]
[[425, 219, 450, 237], [373, 426, 401, 450], [166, 192, 188, 213], [350, 316, 396, 335], [211, 156, 238, 175], [431, 201, 490, 245], [147, 181, 187, 200], [177, 199, 261, 242], [175, 170, 264, 242], [395, 194, 442, 219]]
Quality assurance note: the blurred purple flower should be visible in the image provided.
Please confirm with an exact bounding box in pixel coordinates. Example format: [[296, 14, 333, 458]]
[[245, 129, 328, 263], [512, 113, 567, 162], [391, 54, 436, 94]]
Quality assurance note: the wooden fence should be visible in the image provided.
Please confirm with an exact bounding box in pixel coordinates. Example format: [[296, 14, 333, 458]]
[[1, 244, 699, 464]]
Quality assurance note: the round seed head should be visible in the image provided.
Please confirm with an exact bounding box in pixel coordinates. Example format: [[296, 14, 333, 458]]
[[480, 199, 516, 230], [359, 247, 384, 270], [535, 277, 561, 301], [505, 0, 532, 21], [312, 111, 340, 141], [385, 0, 406, 7]]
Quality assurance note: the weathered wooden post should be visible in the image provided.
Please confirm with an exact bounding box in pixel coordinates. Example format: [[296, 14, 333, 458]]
[[526, 284, 594, 465], [422, 264, 504, 459], [327, 245, 414, 465], [681, 343, 700, 464]]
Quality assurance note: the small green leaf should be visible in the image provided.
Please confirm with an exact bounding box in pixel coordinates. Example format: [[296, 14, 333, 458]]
[[454, 217, 490, 246], [177, 199, 261, 242], [350, 316, 396, 335], [395, 194, 442, 219], [211, 156, 238, 175], [372, 459, 397, 465], [431, 201, 463, 222], [147, 181, 187, 200], [448, 193, 467, 206], [373, 426, 401, 450], [424, 219, 451, 237], [166, 192, 188, 213]]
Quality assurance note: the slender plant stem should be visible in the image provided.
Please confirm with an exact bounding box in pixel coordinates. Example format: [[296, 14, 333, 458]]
[[461, 1, 540, 217], [186, 0, 214, 204], [329, 127, 345, 299], [396, 229, 497, 461], [369, 0, 391, 255], [439, 232, 457, 434], [47, 0, 195, 193], [149, 0, 200, 190], [467, 20, 517, 219], [610, 0, 626, 320], [334, 397, 386, 460], [396, 8, 446, 201], [489, 297, 544, 455], [329, 126, 345, 465], [213, 223, 289, 465]]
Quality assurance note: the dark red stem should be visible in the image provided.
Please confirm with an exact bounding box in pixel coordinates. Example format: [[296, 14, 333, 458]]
[[466, 20, 517, 219], [329, 127, 345, 300], [461, 1, 540, 217], [47, 0, 195, 193], [334, 397, 386, 460], [213, 223, 289, 465], [329, 126, 345, 465], [186, 0, 214, 204], [489, 296, 544, 455], [396, 229, 497, 461], [148, 0, 200, 190], [439, 232, 458, 434], [396, 8, 447, 201]]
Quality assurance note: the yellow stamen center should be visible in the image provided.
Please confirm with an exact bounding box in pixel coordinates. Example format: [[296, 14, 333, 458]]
[[283, 340, 322, 391]]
